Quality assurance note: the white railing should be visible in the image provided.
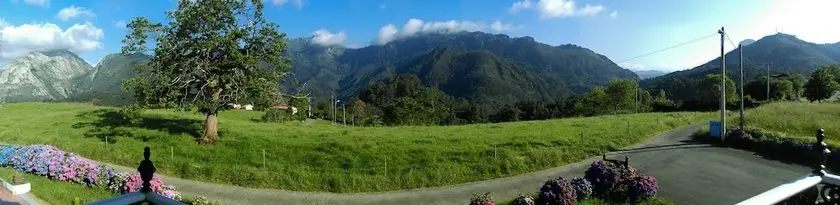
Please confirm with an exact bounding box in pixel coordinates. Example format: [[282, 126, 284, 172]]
[[736, 129, 836, 205]]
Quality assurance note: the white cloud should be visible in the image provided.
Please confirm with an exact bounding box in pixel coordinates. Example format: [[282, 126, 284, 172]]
[[0, 21, 104, 62], [23, 0, 49, 8], [401, 19, 424, 36], [310, 29, 347, 46], [114, 20, 126, 29], [376, 24, 398, 45], [510, 0, 607, 19], [509, 0, 533, 13], [490, 20, 518, 32], [271, 0, 303, 8], [375, 19, 520, 45], [0, 18, 8, 27], [57, 6, 96, 21], [610, 11, 618, 18], [577, 4, 604, 16]]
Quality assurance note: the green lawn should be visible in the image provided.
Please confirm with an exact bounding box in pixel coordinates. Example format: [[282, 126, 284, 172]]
[[0, 167, 116, 204], [0, 102, 714, 192], [732, 102, 840, 145]]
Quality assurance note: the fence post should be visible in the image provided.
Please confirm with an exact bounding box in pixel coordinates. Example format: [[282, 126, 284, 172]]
[[263, 149, 266, 168], [170, 146, 174, 162], [494, 145, 497, 160], [384, 155, 387, 178]]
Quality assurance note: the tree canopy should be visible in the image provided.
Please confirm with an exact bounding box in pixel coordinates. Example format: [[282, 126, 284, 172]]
[[804, 66, 839, 102], [698, 74, 737, 105], [120, 0, 291, 143]]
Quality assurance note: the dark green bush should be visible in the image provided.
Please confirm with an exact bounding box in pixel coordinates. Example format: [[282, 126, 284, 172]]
[[261, 109, 305, 122]]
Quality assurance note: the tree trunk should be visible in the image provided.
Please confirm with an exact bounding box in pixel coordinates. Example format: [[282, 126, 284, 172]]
[[200, 86, 222, 144], [201, 113, 219, 143]]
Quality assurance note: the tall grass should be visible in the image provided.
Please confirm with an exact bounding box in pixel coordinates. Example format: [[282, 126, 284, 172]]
[[0, 102, 714, 192], [733, 102, 840, 143]]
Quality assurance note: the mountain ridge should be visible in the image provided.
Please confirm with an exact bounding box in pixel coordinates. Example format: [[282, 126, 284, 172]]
[[641, 33, 840, 102]]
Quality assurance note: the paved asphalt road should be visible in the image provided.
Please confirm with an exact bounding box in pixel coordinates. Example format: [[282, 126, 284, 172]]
[[102, 123, 810, 205]]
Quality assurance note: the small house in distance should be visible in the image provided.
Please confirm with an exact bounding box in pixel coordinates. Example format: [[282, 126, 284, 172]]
[[270, 104, 298, 115], [227, 103, 254, 110]]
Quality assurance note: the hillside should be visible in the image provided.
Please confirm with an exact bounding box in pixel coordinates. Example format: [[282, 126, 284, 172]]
[[0, 50, 93, 102], [641, 33, 840, 102], [289, 31, 638, 100], [67, 53, 152, 105], [341, 48, 565, 107]]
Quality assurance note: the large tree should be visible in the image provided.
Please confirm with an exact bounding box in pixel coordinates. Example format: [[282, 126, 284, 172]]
[[698, 74, 737, 106], [120, 0, 290, 143], [788, 73, 807, 100], [804, 66, 840, 103], [605, 79, 638, 114]]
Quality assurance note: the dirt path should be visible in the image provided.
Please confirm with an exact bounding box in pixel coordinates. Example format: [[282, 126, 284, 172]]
[[100, 123, 810, 205]]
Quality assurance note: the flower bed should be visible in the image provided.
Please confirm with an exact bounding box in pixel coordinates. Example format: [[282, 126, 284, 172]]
[[0, 144, 184, 201], [470, 160, 659, 205]]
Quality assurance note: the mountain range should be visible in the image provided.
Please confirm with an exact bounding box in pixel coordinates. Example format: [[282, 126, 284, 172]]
[[288, 31, 638, 104], [632, 70, 668, 79], [3, 31, 838, 108], [641, 33, 840, 102]]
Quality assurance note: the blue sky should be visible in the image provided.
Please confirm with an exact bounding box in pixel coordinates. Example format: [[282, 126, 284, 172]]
[[1, 0, 839, 72]]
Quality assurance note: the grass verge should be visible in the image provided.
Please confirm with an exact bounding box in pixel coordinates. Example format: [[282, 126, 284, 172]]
[[0, 102, 715, 192]]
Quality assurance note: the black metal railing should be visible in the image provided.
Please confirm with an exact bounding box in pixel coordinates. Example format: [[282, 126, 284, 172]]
[[88, 147, 185, 205]]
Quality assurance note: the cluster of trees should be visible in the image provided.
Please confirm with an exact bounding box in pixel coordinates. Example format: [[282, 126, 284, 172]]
[[572, 79, 675, 117], [300, 77, 680, 126]]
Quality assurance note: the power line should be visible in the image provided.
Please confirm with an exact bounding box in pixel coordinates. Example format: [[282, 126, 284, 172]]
[[616, 33, 718, 64], [724, 33, 738, 49]]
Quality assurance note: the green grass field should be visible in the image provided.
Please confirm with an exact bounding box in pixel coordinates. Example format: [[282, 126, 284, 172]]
[[0, 102, 714, 192], [734, 102, 840, 144], [0, 167, 116, 204]]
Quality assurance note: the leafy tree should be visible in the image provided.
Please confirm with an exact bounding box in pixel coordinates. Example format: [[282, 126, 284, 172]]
[[770, 79, 794, 100], [698, 74, 737, 106], [653, 89, 674, 107], [605, 80, 638, 114], [574, 86, 611, 116], [492, 104, 522, 122], [359, 75, 451, 125], [120, 0, 290, 143], [826, 64, 840, 83], [638, 90, 653, 113], [788, 74, 807, 100], [744, 76, 770, 101], [804, 66, 840, 102]]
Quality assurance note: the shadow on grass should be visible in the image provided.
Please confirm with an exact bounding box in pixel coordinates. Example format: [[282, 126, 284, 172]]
[[71, 109, 203, 143]]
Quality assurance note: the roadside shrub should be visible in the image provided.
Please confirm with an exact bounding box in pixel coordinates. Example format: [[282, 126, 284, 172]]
[[583, 160, 637, 202], [469, 192, 495, 205], [511, 193, 535, 205], [569, 177, 592, 200], [536, 177, 575, 205], [628, 174, 658, 202], [261, 109, 289, 122]]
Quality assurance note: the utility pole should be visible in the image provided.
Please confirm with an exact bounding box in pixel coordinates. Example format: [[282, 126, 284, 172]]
[[739, 44, 744, 130], [766, 64, 770, 101], [718, 27, 727, 141]]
